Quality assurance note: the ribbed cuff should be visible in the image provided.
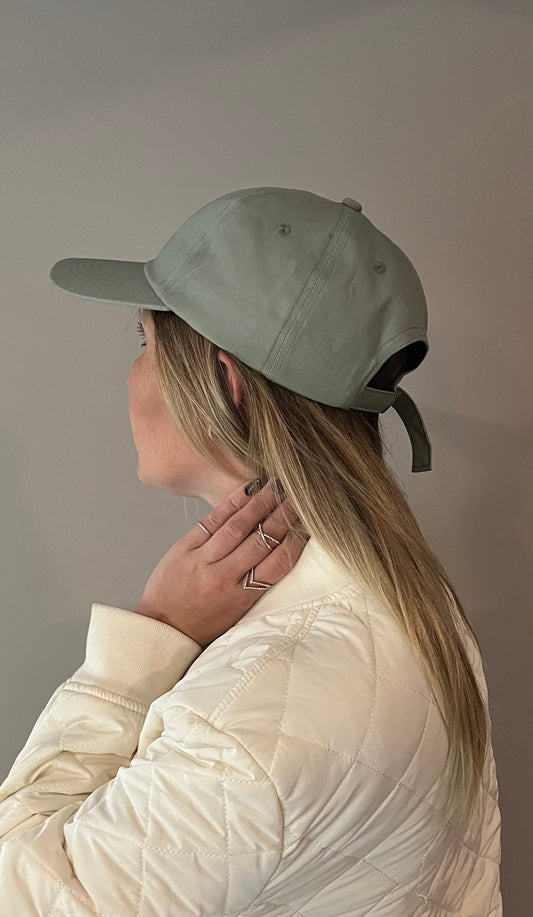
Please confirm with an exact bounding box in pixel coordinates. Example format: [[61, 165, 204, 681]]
[[68, 603, 203, 707]]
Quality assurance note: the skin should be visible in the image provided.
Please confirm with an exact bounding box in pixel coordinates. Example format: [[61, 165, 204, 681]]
[[126, 309, 252, 508]]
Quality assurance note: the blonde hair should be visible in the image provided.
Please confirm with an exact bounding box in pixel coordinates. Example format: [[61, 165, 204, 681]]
[[145, 306, 489, 832]]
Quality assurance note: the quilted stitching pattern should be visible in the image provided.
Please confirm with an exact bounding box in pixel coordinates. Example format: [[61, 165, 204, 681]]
[[148, 591, 501, 915], [0, 546, 502, 916]]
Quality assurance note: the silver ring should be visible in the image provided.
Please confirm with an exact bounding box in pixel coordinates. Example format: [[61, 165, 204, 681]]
[[257, 520, 281, 551], [196, 521, 211, 535]]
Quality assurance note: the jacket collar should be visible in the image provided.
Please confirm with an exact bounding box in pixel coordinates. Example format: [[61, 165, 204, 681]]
[[243, 535, 359, 619]]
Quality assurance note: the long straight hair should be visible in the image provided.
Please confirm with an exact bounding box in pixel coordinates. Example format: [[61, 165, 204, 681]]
[[146, 306, 490, 832]]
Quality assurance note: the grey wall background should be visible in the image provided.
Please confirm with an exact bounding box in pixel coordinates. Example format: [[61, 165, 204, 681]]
[[1, 0, 531, 908]]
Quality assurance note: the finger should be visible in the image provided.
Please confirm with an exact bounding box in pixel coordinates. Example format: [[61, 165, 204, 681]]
[[189, 480, 283, 554], [184, 479, 267, 548], [251, 496, 301, 548], [201, 481, 285, 563], [220, 497, 305, 582], [237, 500, 304, 570], [241, 528, 310, 589]]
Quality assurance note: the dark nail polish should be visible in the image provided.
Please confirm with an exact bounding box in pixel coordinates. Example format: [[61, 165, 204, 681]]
[[245, 478, 262, 496]]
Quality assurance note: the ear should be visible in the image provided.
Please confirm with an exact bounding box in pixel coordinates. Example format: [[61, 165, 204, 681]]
[[217, 350, 243, 408]]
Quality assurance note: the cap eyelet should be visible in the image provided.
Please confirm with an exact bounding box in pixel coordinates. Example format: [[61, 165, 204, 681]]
[[374, 260, 386, 273], [278, 224, 292, 236]]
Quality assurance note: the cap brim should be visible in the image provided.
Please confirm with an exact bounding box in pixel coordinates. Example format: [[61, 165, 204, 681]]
[[49, 258, 171, 311]]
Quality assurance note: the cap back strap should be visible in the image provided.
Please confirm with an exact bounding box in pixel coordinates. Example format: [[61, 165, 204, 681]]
[[351, 385, 432, 473]]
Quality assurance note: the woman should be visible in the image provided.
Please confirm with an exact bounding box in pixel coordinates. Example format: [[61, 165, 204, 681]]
[[0, 187, 502, 915]]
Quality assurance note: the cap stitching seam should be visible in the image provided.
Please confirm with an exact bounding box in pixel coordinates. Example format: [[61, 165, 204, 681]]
[[263, 207, 351, 373]]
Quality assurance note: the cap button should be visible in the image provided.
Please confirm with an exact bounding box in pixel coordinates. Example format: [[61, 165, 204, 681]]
[[342, 197, 363, 212]]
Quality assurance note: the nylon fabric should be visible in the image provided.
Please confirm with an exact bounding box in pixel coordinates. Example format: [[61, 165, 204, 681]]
[[0, 536, 502, 915]]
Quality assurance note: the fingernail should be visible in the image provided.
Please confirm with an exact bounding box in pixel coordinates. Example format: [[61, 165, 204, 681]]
[[269, 478, 285, 495], [244, 478, 262, 496]]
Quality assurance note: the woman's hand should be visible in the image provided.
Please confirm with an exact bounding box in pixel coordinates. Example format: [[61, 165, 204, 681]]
[[132, 480, 309, 648]]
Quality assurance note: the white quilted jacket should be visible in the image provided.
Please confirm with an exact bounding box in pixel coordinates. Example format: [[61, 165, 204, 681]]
[[0, 536, 502, 916]]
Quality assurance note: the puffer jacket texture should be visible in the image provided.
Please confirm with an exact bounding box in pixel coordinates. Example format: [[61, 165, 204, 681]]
[[0, 536, 502, 916]]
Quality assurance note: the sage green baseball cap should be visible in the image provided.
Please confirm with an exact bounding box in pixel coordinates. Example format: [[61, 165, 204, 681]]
[[49, 186, 432, 472]]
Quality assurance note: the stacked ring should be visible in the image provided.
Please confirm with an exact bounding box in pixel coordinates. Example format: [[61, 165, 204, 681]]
[[196, 519, 280, 590]]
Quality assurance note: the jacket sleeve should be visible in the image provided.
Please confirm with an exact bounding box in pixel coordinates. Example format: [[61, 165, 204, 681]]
[[0, 604, 284, 916]]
